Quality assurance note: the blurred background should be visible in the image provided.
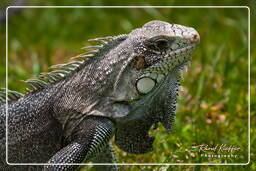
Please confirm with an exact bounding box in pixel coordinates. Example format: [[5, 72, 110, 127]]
[[0, 0, 255, 170]]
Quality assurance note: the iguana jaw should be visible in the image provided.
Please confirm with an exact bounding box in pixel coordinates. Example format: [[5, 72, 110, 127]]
[[115, 64, 188, 154], [142, 43, 196, 75]]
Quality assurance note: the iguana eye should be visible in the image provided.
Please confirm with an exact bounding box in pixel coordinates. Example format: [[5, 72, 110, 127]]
[[145, 37, 173, 51], [155, 39, 168, 50]]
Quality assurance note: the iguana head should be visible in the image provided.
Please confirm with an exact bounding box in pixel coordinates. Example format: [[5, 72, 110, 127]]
[[110, 20, 199, 101], [111, 20, 200, 154]]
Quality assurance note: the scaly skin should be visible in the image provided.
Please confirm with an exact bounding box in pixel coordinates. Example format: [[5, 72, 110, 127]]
[[0, 20, 199, 171]]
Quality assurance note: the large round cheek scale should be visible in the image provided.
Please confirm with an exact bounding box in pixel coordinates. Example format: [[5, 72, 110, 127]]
[[136, 77, 155, 94]]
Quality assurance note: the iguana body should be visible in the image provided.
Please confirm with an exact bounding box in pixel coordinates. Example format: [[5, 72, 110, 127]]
[[0, 20, 200, 171]]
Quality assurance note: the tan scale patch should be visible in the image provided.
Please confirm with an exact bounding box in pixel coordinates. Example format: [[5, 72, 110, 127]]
[[134, 56, 146, 69]]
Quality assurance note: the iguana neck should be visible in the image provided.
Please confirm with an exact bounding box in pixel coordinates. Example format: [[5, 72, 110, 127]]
[[114, 70, 181, 153], [50, 43, 131, 135]]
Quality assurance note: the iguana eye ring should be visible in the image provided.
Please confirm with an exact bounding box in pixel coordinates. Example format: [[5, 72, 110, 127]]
[[155, 39, 168, 50], [136, 77, 156, 94]]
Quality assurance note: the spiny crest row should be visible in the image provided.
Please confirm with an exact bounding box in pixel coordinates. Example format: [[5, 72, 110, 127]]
[[24, 34, 127, 94], [0, 88, 24, 104], [1, 34, 128, 104]]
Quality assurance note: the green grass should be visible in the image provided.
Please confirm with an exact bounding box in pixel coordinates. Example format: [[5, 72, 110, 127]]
[[0, 0, 255, 170]]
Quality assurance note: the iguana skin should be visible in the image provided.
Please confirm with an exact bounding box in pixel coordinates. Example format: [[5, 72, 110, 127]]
[[0, 20, 200, 171]]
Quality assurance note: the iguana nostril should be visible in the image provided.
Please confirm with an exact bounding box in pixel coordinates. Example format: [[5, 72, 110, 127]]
[[192, 33, 200, 43]]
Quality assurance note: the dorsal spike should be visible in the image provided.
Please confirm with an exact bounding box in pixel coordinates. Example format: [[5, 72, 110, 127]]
[[0, 93, 6, 99], [81, 45, 103, 50], [89, 49, 99, 54], [88, 35, 127, 45], [88, 36, 114, 44], [25, 81, 40, 90], [38, 75, 56, 83], [9, 91, 23, 99], [71, 53, 94, 60], [8, 94, 16, 101], [25, 79, 47, 89], [36, 79, 48, 86], [50, 70, 70, 77], [61, 67, 75, 72], [38, 72, 57, 83], [47, 72, 63, 80], [49, 64, 66, 69], [68, 61, 83, 66], [25, 88, 33, 93], [0, 88, 24, 104], [50, 61, 83, 70], [13, 34, 128, 96]]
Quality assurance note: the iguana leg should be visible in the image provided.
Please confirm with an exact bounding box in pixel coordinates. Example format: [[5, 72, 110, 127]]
[[92, 142, 118, 171], [44, 116, 115, 171]]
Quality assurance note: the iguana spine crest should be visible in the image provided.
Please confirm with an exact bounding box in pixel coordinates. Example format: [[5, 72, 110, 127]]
[[2, 34, 128, 103]]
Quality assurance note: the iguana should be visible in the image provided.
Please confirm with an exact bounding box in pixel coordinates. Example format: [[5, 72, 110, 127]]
[[0, 20, 200, 171]]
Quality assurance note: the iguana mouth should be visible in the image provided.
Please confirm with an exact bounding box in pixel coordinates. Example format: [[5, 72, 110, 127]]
[[142, 44, 196, 75]]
